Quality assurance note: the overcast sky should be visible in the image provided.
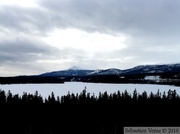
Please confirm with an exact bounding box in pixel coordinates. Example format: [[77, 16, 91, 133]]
[[0, 0, 180, 76]]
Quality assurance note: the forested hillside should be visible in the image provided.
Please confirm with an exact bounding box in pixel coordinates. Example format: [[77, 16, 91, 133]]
[[0, 89, 179, 134]]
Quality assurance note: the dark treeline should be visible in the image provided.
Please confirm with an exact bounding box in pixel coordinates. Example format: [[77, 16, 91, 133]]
[[81, 73, 180, 86], [0, 88, 180, 134], [0, 76, 64, 84], [1, 73, 180, 87]]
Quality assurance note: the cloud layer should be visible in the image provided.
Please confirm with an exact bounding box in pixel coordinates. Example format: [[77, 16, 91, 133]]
[[1, 0, 180, 76]]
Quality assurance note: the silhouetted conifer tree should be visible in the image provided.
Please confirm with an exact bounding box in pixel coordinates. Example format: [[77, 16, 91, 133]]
[[142, 91, 148, 100], [167, 89, 172, 99], [133, 89, 138, 101], [0, 90, 6, 104], [172, 90, 177, 99], [149, 91, 154, 99], [6, 90, 13, 104], [156, 89, 161, 99], [162, 91, 166, 100]]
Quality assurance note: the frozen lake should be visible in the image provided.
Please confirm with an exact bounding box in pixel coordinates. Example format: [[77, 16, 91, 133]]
[[0, 82, 180, 99]]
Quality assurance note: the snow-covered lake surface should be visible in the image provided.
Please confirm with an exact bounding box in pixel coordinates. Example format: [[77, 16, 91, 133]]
[[0, 82, 180, 99]]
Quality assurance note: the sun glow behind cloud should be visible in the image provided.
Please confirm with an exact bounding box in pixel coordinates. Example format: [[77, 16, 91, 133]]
[[42, 28, 127, 53]]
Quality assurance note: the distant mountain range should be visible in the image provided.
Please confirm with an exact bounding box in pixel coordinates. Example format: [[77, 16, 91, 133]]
[[39, 63, 180, 77], [38, 63, 180, 85], [1, 63, 180, 85]]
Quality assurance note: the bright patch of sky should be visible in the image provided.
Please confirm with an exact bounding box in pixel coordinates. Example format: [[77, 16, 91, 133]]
[[42, 28, 127, 53]]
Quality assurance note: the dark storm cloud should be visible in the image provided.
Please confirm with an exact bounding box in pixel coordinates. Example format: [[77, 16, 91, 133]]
[[38, 0, 180, 37], [0, 5, 69, 35], [2, 0, 180, 37], [0, 39, 57, 63], [0, 38, 89, 68]]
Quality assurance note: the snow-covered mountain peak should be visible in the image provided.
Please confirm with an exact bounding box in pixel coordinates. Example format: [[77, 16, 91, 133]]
[[67, 66, 83, 70], [87, 69, 103, 75]]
